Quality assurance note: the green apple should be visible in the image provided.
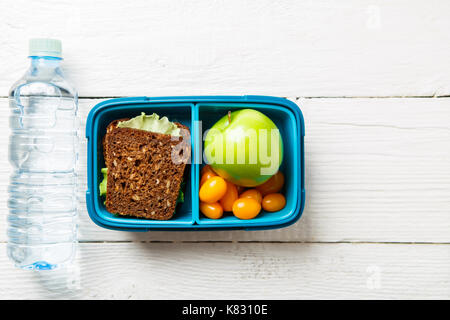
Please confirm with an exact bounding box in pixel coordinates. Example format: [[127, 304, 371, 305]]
[[204, 109, 283, 187]]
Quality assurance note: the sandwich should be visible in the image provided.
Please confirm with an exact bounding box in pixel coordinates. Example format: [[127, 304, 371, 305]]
[[99, 112, 190, 220]]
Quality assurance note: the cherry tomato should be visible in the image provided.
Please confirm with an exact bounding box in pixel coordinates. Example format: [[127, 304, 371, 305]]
[[199, 176, 227, 203], [240, 189, 262, 203], [219, 181, 238, 212], [262, 193, 286, 212], [256, 171, 285, 196], [201, 165, 215, 176], [232, 198, 261, 220], [200, 171, 217, 186], [200, 202, 223, 219]]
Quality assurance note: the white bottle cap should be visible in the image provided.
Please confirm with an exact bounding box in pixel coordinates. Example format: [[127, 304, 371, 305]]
[[29, 38, 62, 58]]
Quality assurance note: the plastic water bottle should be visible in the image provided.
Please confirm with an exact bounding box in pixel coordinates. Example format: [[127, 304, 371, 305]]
[[7, 39, 78, 270]]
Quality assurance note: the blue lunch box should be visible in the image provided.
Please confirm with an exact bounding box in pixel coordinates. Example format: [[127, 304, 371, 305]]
[[86, 95, 305, 231]]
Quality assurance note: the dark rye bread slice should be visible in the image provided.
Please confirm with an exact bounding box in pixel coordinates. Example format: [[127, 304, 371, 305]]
[[103, 120, 190, 220], [102, 119, 128, 166]]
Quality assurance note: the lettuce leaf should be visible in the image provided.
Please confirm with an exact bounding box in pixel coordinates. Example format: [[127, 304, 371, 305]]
[[99, 167, 108, 196], [176, 181, 185, 204], [117, 112, 180, 136]]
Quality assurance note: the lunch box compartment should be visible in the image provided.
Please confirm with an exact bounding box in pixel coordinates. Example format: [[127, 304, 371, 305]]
[[195, 103, 299, 228], [86, 100, 195, 229], [86, 96, 305, 231]]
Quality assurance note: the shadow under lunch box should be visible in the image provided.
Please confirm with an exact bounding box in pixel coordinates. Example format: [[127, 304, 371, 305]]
[[86, 96, 305, 231]]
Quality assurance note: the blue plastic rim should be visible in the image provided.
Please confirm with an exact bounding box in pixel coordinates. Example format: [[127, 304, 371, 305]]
[[85, 96, 305, 231]]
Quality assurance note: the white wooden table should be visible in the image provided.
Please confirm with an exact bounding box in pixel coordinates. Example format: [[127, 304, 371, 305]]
[[1, 0, 449, 299]]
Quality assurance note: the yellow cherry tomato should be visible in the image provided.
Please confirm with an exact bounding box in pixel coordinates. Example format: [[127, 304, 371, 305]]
[[199, 176, 227, 203], [219, 181, 238, 212], [240, 189, 262, 203], [262, 193, 286, 212], [200, 202, 224, 219], [232, 198, 261, 220], [256, 171, 285, 196], [200, 171, 217, 186], [201, 165, 215, 176]]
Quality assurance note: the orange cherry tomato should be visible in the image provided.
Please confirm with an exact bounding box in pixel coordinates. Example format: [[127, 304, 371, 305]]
[[262, 193, 286, 212], [232, 198, 261, 220], [200, 202, 223, 219], [199, 176, 227, 203], [200, 171, 217, 186], [201, 165, 215, 176], [219, 181, 238, 212], [256, 171, 285, 196], [240, 189, 262, 203]]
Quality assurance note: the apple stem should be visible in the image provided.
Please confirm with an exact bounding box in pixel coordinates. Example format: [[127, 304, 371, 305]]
[[228, 111, 231, 125]]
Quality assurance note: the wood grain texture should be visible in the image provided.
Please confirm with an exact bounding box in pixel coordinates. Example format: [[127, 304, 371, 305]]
[[1, 0, 450, 97], [0, 97, 449, 242], [1, 0, 450, 300], [0, 243, 448, 299]]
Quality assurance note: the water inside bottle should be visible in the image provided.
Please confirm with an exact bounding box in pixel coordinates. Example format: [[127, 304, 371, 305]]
[[7, 55, 78, 270]]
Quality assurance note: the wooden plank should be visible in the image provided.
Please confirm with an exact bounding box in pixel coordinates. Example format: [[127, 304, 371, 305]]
[[1, 0, 450, 97], [0, 97, 449, 242], [0, 242, 448, 299]]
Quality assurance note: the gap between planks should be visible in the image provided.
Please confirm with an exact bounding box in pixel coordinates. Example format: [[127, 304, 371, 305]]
[[0, 240, 448, 245], [78, 95, 450, 99], [1, 96, 450, 99]]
